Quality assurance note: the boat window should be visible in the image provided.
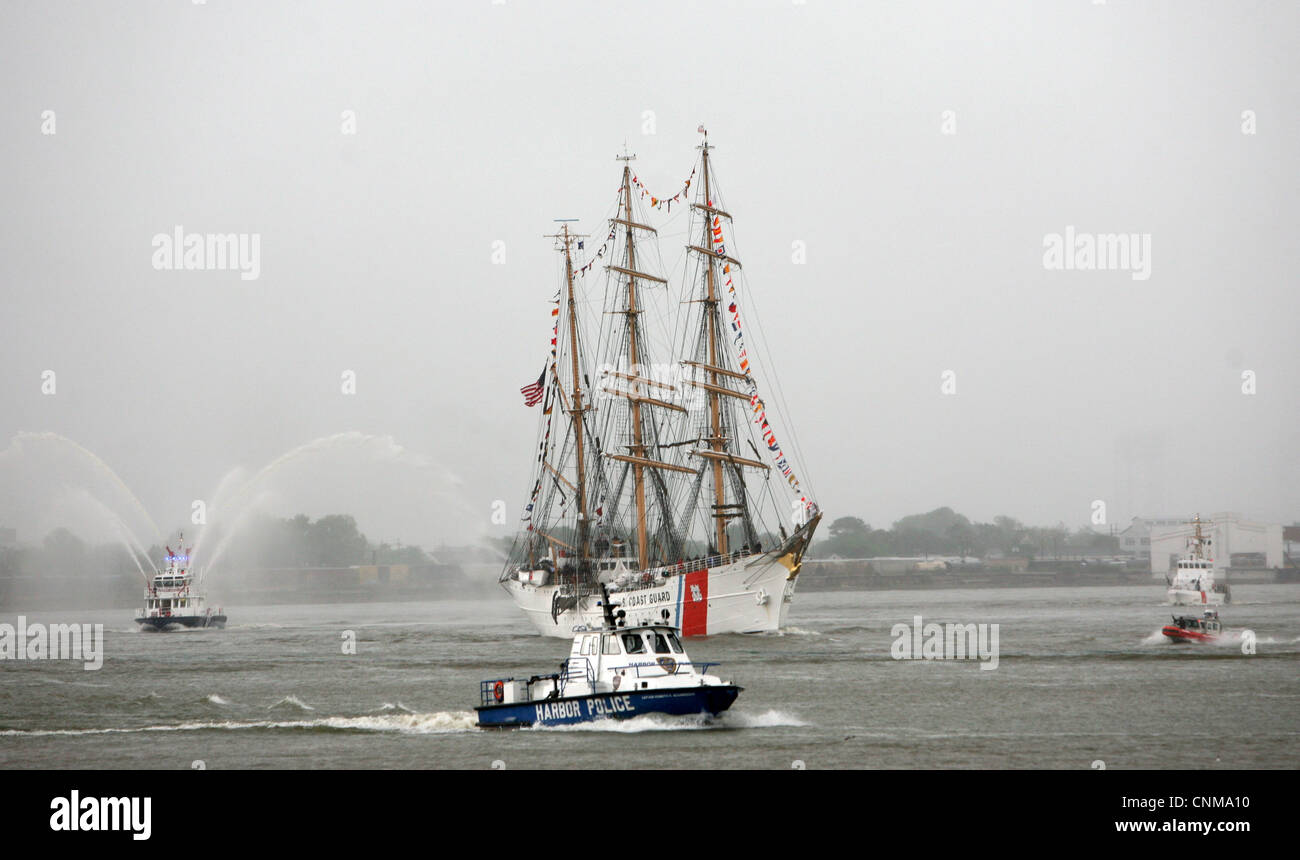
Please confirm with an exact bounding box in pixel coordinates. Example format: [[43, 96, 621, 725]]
[[602, 635, 621, 655], [581, 635, 597, 656], [665, 632, 684, 653], [652, 632, 672, 654], [622, 633, 646, 654]]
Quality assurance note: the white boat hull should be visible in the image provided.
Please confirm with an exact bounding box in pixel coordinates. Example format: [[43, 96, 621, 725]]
[[503, 551, 799, 638], [1167, 588, 1226, 606]]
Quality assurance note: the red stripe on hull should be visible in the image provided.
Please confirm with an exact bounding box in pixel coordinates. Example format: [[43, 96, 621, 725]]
[[682, 568, 709, 637], [1162, 626, 1215, 643]]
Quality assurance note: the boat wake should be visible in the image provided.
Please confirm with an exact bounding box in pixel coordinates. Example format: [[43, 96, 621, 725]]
[[755, 626, 822, 637], [0, 711, 480, 738], [720, 709, 810, 728], [528, 708, 809, 733], [529, 712, 716, 733]]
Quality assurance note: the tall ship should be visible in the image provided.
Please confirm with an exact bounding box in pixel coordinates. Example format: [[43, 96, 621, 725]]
[[134, 535, 227, 630], [501, 129, 821, 638], [1167, 514, 1230, 605]]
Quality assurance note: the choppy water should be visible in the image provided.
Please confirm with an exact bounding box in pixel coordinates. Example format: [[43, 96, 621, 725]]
[[1, 586, 1297, 768]]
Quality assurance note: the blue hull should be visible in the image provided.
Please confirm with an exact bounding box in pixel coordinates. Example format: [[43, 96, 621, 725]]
[[476, 685, 741, 728], [135, 615, 226, 631]]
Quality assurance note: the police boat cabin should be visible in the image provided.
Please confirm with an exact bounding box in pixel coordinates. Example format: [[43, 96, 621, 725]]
[[475, 613, 741, 728]]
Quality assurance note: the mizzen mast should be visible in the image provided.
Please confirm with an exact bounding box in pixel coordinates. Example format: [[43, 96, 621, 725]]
[[547, 221, 592, 565]]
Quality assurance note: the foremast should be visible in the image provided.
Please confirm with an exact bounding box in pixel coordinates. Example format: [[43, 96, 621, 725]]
[[681, 130, 768, 555], [677, 127, 819, 559]]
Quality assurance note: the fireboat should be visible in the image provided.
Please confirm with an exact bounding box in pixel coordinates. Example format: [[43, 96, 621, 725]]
[[133, 534, 226, 630]]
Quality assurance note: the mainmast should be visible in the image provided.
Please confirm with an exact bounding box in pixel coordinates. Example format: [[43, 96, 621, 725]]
[[1189, 514, 1211, 561], [602, 149, 691, 570], [619, 151, 651, 571]]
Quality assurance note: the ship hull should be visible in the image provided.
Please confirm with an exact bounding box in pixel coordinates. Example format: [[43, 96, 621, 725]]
[[135, 614, 227, 631], [503, 551, 798, 638], [1167, 588, 1226, 606], [1161, 625, 1218, 643], [476, 685, 740, 728]]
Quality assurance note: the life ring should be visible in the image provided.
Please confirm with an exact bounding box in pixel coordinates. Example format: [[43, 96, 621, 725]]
[[493, 681, 504, 703]]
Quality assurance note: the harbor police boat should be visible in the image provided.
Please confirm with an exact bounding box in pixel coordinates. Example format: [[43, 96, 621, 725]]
[[133, 536, 226, 631], [476, 594, 740, 728]]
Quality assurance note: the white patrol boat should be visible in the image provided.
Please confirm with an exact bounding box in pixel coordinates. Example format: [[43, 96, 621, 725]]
[[475, 589, 740, 728], [1167, 515, 1231, 606], [133, 535, 226, 631]]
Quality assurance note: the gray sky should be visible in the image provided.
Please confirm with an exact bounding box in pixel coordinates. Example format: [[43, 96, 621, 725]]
[[1, 1, 1297, 551]]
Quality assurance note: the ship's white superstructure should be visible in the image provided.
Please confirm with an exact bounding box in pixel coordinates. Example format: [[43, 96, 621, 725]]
[[1167, 515, 1230, 606]]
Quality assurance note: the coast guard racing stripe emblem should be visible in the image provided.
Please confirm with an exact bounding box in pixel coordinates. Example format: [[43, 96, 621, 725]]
[[682, 568, 708, 636]]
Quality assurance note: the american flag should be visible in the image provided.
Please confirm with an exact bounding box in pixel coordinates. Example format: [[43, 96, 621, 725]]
[[520, 371, 545, 407]]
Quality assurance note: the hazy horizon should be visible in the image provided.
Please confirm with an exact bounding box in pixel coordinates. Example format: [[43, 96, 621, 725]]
[[2, 1, 1297, 553]]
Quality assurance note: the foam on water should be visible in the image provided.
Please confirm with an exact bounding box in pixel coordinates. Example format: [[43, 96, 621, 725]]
[[530, 712, 715, 733], [0, 711, 480, 737], [205, 694, 231, 706], [528, 708, 809, 733], [267, 696, 315, 712], [721, 709, 811, 728]]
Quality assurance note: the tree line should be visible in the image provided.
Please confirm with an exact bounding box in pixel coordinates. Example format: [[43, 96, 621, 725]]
[[0, 513, 432, 584], [812, 507, 1120, 559]]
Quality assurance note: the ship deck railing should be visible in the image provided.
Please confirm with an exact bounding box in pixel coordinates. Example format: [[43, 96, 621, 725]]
[[560, 657, 597, 694], [635, 550, 756, 583], [620, 660, 719, 678], [479, 679, 515, 707]]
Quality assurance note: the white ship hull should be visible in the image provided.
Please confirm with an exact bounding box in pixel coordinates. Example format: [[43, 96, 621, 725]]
[[503, 550, 800, 638], [1167, 588, 1226, 606]]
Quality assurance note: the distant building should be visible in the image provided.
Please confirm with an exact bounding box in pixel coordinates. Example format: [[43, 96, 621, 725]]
[[1286, 525, 1300, 564], [1148, 513, 1284, 575], [1116, 516, 1186, 554]]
